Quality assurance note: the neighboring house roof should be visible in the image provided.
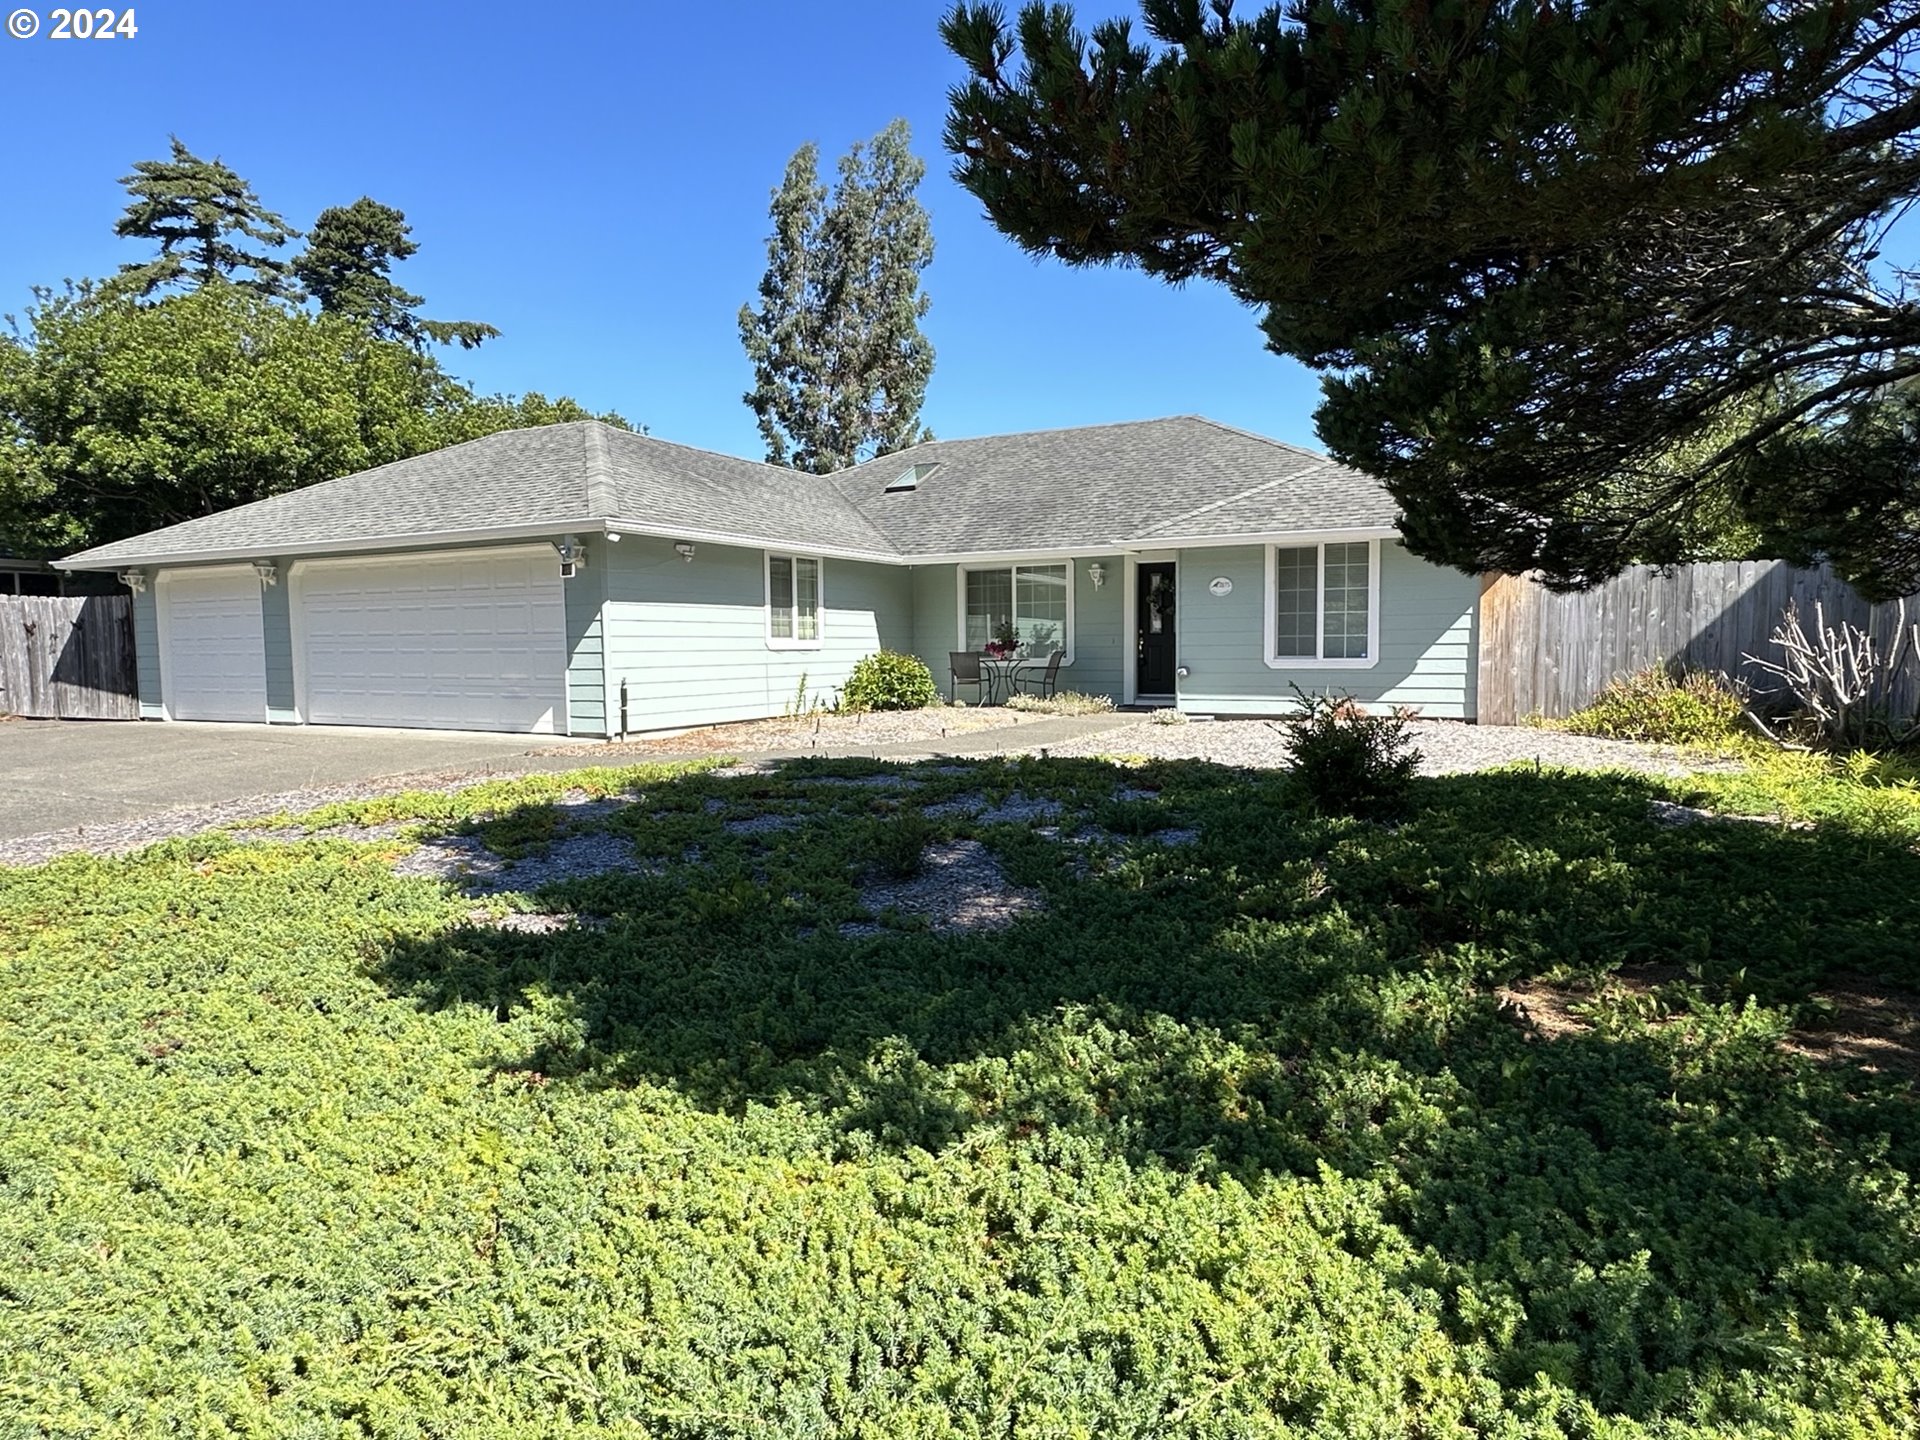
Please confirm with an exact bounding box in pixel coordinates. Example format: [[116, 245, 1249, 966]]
[[59, 415, 1400, 571]]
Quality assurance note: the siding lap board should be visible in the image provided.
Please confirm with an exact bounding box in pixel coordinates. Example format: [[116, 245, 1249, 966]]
[[603, 537, 914, 732], [1175, 543, 1478, 718]]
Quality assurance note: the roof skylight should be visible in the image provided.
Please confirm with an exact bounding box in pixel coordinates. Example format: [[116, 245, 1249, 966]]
[[885, 462, 940, 493]]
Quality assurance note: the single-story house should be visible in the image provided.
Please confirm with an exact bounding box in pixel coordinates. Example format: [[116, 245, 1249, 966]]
[[57, 416, 1479, 734]]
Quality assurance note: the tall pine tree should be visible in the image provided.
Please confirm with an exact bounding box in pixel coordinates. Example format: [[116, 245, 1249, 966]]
[[739, 120, 935, 474], [113, 138, 300, 298], [942, 0, 1920, 597], [292, 198, 499, 350]]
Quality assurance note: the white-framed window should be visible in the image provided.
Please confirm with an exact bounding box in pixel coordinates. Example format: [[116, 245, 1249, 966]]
[[1264, 538, 1380, 668], [765, 552, 823, 649], [957, 561, 1073, 662]]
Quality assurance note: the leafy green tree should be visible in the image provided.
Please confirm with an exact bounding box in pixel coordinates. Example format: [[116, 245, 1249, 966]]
[[292, 198, 499, 350], [941, 0, 1920, 596], [113, 137, 300, 298], [0, 285, 630, 557], [435, 389, 636, 445], [739, 119, 936, 473]]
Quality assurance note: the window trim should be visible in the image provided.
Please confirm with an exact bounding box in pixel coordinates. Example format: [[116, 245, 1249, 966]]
[[764, 550, 825, 651], [954, 557, 1076, 666], [1263, 537, 1381, 670]]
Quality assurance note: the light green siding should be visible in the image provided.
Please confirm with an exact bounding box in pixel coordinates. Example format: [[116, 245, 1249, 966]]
[[602, 536, 914, 734], [1069, 556, 1126, 700], [261, 568, 296, 723], [131, 587, 163, 719], [1174, 541, 1478, 718], [908, 565, 960, 698], [903, 557, 1128, 703], [565, 551, 607, 737]]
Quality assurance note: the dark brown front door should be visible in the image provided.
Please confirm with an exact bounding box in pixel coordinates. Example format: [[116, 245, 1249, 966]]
[[1136, 563, 1177, 695]]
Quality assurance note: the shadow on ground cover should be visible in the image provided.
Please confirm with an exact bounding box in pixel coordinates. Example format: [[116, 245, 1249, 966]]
[[368, 758, 1920, 1427]]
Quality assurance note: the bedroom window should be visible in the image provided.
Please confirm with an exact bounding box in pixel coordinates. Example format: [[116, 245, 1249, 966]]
[[766, 552, 822, 648], [1265, 539, 1379, 667], [960, 562, 1071, 660]]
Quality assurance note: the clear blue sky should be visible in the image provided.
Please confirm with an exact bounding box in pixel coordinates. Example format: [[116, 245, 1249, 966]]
[[0, 0, 1326, 458]]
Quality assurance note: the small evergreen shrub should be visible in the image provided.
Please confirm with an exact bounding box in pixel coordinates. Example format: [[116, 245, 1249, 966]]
[[841, 651, 939, 712], [1280, 689, 1421, 818], [868, 809, 934, 877], [1551, 667, 1747, 747], [1004, 691, 1116, 716]]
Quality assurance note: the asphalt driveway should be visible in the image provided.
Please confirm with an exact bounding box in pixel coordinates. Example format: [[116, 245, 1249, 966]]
[[0, 719, 577, 841]]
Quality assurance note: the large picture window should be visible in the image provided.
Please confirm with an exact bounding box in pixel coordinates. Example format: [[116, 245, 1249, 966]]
[[1265, 539, 1379, 667], [960, 562, 1071, 660], [765, 552, 822, 648]]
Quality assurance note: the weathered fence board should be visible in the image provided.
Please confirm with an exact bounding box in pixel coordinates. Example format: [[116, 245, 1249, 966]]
[[1477, 562, 1920, 724], [0, 595, 138, 720]]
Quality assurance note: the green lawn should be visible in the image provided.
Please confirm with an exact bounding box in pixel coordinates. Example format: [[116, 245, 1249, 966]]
[[2, 754, 1917, 1437]]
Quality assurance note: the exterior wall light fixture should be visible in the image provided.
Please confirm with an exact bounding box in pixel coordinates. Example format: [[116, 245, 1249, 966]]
[[1087, 561, 1107, 590], [674, 542, 697, 563]]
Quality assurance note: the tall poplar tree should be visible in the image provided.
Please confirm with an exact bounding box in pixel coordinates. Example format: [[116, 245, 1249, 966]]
[[739, 119, 936, 473], [113, 138, 300, 298]]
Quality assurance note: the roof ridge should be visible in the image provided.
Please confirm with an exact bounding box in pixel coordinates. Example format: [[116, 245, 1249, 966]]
[[1138, 457, 1344, 535], [582, 420, 616, 516], [826, 415, 1198, 474], [598, 423, 797, 478], [1184, 414, 1340, 466]]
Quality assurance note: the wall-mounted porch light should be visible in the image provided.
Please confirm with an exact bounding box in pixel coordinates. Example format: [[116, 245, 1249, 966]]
[[252, 559, 280, 587], [117, 569, 147, 595], [1087, 561, 1107, 590], [554, 536, 586, 579], [674, 542, 697, 563]]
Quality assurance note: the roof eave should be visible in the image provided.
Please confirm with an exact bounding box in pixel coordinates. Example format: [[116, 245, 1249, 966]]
[[1111, 524, 1402, 549], [58, 518, 604, 572]]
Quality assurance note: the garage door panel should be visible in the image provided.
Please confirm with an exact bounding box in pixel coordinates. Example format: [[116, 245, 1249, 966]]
[[162, 570, 267, 722], [297, 550, 567, 733]]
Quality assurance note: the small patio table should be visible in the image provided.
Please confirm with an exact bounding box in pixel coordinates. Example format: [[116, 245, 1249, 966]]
[[978, 656, 1022, 705]]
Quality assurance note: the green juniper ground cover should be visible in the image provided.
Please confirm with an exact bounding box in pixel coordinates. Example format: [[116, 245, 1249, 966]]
[[2, 754, 1918, 1436]]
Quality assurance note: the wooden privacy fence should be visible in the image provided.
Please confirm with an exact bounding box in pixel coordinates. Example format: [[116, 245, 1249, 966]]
[[1478, 561, 1920, 725], [0, 595, 138, 720]]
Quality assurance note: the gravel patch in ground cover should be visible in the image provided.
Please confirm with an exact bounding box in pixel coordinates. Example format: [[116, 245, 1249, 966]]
[[724, 813, 799, 837], [792, 773, 924, 790], [391, 828, 657, 897], [924, 791, 1065, 824], [851, 839, 1045, 935], [1037, 717, 1733, 777]]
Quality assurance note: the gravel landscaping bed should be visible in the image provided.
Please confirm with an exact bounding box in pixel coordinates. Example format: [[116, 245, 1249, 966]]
[[1037, 717, 1736, 777], [850, 839, 1045, 935], [543, 706, 1036, 757]]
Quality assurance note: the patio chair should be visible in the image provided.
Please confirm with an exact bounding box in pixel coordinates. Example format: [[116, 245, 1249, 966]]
[[949, 651, 985, 704], [1010, 649, 1064, 700]]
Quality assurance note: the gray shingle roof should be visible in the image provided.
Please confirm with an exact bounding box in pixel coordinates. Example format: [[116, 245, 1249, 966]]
[[829, 416, 1397, 554], [60, 415, 1399, 570]]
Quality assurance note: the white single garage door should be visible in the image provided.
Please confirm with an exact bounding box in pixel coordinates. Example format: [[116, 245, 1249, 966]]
[[159, 567, 267, 722], [294, 547, 568, 733]]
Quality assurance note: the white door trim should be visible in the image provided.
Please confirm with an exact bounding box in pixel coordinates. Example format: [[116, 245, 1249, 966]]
[[1122, 551, 1177, 707]]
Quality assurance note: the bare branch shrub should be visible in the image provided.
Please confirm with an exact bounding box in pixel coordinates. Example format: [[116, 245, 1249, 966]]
[[1743, 599, 1920, 748]]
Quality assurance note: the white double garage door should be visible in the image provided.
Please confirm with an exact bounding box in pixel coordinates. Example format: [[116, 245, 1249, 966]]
[[158, 547, 569, 733]]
